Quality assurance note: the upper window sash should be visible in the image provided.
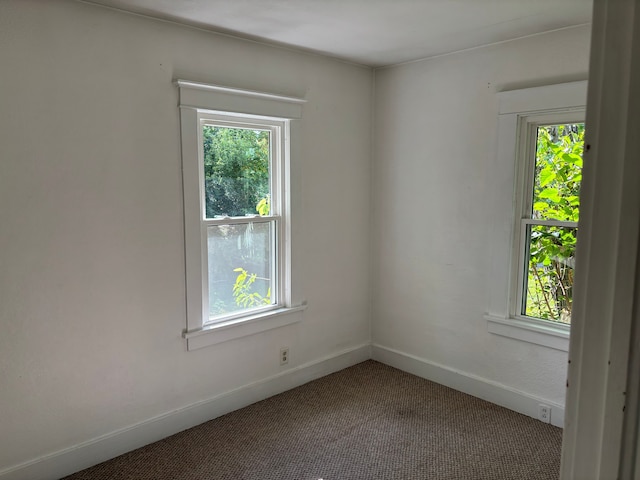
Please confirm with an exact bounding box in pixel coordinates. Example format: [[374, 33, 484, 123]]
[[515, 112, 586, 224], [197, 114, 284, 220]]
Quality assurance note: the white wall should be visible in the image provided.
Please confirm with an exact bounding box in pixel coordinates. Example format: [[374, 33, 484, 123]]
[[0, 0, 371, 475], [372, 26, 591, 413]]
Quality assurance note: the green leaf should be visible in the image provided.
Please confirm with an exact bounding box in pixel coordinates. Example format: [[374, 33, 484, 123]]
[[533, 201, 549, 212], [538, 188, 561, 203], [538, 168, 556, 187], [562, 153, 583, 165]]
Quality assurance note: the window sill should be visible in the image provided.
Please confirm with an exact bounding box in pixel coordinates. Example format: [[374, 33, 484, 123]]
[[485, 314, 570, 352], [183, 304, 307, 351]]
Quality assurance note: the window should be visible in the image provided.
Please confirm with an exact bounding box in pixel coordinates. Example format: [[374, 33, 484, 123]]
[[200, 115, 283, 322], [515, 118, 584, 324], [177, 80, 305, 350], [485, 81, 587, 351]]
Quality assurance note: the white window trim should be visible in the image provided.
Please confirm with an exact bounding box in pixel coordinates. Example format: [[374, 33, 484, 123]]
[[177, 80, 307, 351], [486, 80, 587, 352]]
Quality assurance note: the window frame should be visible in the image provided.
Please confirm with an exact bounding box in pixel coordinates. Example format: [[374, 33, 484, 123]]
[[198, 113, 285, 324], [485, 81, 587, 351], [177, 80, 306, 351], [512, 112, 584, 325]]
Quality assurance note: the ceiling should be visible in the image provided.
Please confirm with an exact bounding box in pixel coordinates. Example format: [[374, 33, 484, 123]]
[[82, 0, 593, 67]]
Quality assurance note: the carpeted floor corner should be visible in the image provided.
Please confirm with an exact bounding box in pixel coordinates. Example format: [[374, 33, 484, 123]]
[[62, 360, 562, 480]]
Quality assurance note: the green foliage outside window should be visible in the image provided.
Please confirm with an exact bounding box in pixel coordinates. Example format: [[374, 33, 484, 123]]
[[232, 268, 272, 308], [202, 126, 270, 217]]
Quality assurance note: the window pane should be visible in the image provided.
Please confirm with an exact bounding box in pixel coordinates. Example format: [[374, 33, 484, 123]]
[[202, 126, 271, 218], [207, 222, 274, 321], [532, 124, 584, 222], [523, 224, 577, 323]]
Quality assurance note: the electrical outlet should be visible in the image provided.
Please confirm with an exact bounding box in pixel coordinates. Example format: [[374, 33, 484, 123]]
[[538, 404, 551, 423], [280, 347, 289, 365]]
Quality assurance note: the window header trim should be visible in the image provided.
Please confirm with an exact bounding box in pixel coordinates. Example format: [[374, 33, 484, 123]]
[[176, 79, 306, 119], [498, 80, 587, 115]]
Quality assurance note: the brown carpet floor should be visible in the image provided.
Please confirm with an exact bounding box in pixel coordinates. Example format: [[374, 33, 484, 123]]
[[62, 360, 562, 480]]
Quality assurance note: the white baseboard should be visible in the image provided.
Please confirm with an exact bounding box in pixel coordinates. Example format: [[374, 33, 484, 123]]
[[0, 343, 371, 480], [371, 344, 565, 428]]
